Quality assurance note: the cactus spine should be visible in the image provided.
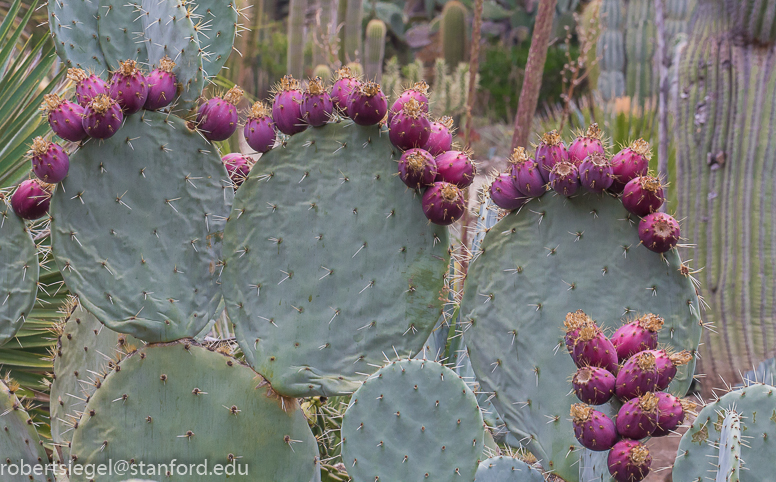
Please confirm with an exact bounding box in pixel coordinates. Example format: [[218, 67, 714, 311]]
[[364, 19, 386, 82], [441, 1, 468, 68], [287, 0, 305, 79]]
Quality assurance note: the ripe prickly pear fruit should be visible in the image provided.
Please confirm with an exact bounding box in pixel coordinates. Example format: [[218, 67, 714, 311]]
[[244, 102, 276, 153], [388, 81, 429, 125], [550, 161, 580, 197], [615, 351, 659, 400], [435, 150, 476, 188], [569, 123, 605, 166], [398, 148, 437, 189], [573, 366, 616, 405], [272, 75, 306, 135], [610, 139, 650, 193], [41, 94, 88, 142], [607, 439, 651, 482], [222, 153, 252, 188], [571, 403, 618, 451], [82, 94, 123, 139], [29, 137, 69, 184], [652, 392, 694, 437], [615, 392, 659, 439], [346, 81, 388, 126], [389, 98, 431, 150], [423, 116, 454, 156], [638, 212, 680, 253], [331, 66, 361, 112], [422, 181, 465, 225], [564, 310, 593, 353], [197, 86, 243, 142], [535, 130, 569, 181], [144, 56, 177, 111], [611, 313, 664, 361], [644, 349, 693, 390], [301, 77, 333, 127], [109, 60, 148, 114], [11, 179, 51, 220], [579, 152, 614, 192], [510, 147, 546, 197], [490, 172, 526, 211], [67, 68, 109, 107], [622, 175, 665, 216], [571, 320, 619, 374]]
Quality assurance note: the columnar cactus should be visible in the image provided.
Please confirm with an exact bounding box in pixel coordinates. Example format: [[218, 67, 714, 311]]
[[287, 0, 305, 79], [441, 1, 468, 68], [364, 19, 387, 82], [624, 0, 656, 102], [596, 0, 626, 101]]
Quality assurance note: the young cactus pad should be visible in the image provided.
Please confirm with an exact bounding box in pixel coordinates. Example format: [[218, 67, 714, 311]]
[[461, 193, 702, 481], [68, 342, 320, 481], [96, 0, 148, 71], [50, 111, 232, 342], [0, 379, 51, 482], [474, 455, 546, 482], [0, 194, 39, 347], [340, 359, 484, 482], [672, 383, 776, 481], [221, 122, 450, 398]]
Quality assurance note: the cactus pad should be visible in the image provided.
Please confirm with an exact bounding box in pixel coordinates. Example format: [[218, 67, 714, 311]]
[[0, 379, 51, 482], [96, 0, 147, 71], [190, 0, 238, 78], [341, 359, 484, 481], [221, 122, 450, 397], [69, 342, 320, 481], [47, 0, 106, 72], [474, 455, 546, 481], [0, 196, 39, 347], [461, 193, 702, 480], [50, 111, 231, 342]]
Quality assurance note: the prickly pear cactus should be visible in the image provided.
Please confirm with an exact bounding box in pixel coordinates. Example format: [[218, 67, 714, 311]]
[[50, 111, 232, 342], [340, 359, 484, 482], [221, 121, 450, 397], [69, 341, 320, 481], [673, 383, 776, 481], [461, 193, 702, 481], [96, 0, 148, 70], [0, 378, 52, 482], [474, 455, 546, 481], [0, 194, 39, 347], [47, 0, 107, 72]]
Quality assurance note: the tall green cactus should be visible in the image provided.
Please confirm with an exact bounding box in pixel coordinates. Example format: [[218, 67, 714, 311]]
[[344, 0, 364, 62], [441, 1, 468, 68], [287, 0, 305, 79], [674, 0, 776, 385], [364, 19, 386, 82], [596, 0, 626, 100], [624, 0, 656, 102]]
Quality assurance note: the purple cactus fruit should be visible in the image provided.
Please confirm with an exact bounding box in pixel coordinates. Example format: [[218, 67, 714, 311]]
[[573, 366, 616, 405], [346, 81, 388, 126], [571, 321, 619, 374], [10, 179, 51, 220], [144, 56, 177, 111], [622, 175, 665, 216], [615, 352, 659, 400], [301, 76, 333, 127], [607, 440, 651, 482], [510, 147, 546, 197], [389, 98, 431, 150], [244, 101, 276, 153], [435, 150, 476, 188], [108, 60, 148, 114], [197, 86, 243, 142], [550, 161, 580, 197], [271, 75, 306, 135], [490, 172, 527, 211], [564, 310, 593, 353], [615, 392, 659, 440], [610, 139, 651, 193], [398, 148, 437, 189], [423, 116, 454, 156], [579, 152, 614, 192], [568, 123, 606, 166], [571, 403, 618, 451], [331, 66, 361, 113], [644, 349, 693, 390], [222, 153, 252, 188], [611, 314, 664, 361], [41, 94, 88, 142], [82, 94, 123, 139], [653, 393, 695, 437], [639, 212, 680, 253], [422, 182, 465, 226], [67, 68, 109, 107], [388, 81, 430, 125], [29, 137, 69, 184], [535, 130, 569, 181]]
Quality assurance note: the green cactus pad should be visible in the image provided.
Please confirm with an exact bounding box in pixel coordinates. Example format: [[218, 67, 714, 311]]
[[0, 379, 52, 482], [0, 198, 39, 348], [69, 342, 320, 481], [48, 0, 107, 72], [50, 111, 231, 342], [461, 193, 702, 481], [221, 122, 450, 397], [96, 0, 147, 71], [341, 359, 484, 482], [190, 0, 238, 78], [474, 456, 545, 481], [673, 383, 776, 481]]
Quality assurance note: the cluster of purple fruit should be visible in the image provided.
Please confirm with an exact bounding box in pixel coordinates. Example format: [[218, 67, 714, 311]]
[[564, 310, 695, 482], [489, 126, 681, 253]]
